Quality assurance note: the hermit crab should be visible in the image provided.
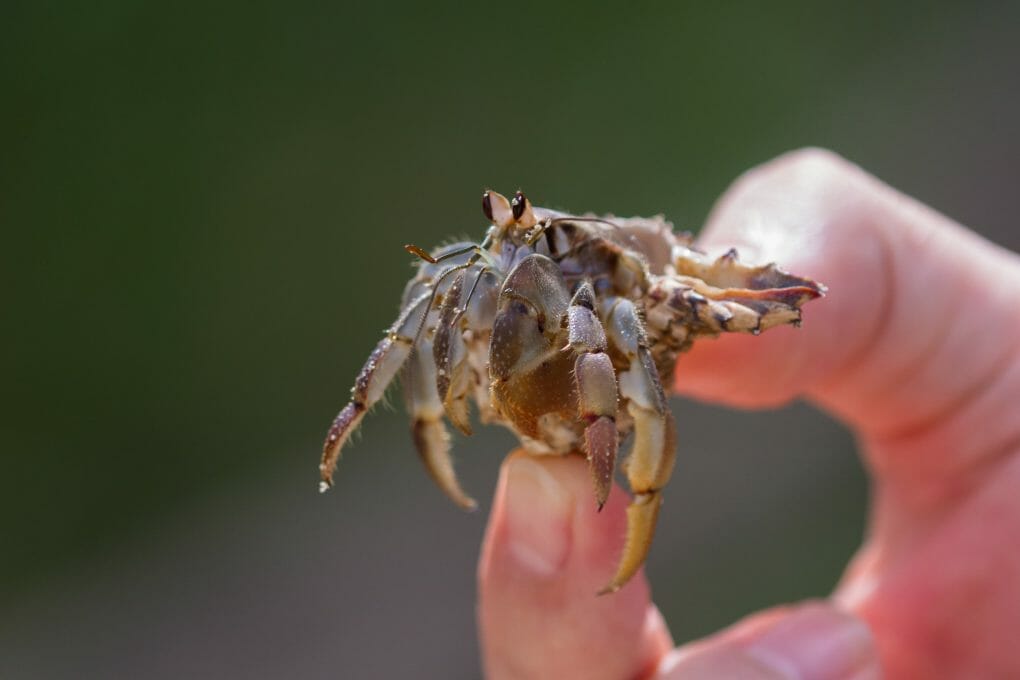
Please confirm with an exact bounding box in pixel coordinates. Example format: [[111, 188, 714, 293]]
[[320, 190, 824, 593]]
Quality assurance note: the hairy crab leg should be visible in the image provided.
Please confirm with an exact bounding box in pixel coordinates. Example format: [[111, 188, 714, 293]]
[[673, 248, 824, 333], [674, 245, 823, 292], [461, 268, 501, 424], [406, 327, 478, 511], [641, 253, 824, 368], [434, 264, 499, 435], [433, 269, 474, 435], [566, 282, 619, 510], [319, 292, 431, 492], [600, 296, 677, 594]]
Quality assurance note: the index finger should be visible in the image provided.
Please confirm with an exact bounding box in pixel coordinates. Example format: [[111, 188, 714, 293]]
[[675, 149, 1020, 492]]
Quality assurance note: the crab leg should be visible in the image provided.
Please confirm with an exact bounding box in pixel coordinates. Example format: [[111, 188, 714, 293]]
[[433, 269, 474, 435], [600, 297, 677, 594], [407, 329, 478, 511], [566, 282, 619, 510], [319, 292, 431, 492], [673, 247, 825, 334]]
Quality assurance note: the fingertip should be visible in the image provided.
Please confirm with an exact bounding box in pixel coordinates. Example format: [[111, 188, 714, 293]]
[[672, 148, 898, 421], [500, 454, 575, 576], [479, 452, 666, 680], [481, 451, 637, 590]]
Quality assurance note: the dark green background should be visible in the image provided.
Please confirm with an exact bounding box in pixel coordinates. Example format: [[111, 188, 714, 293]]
[[3, 3, 1017, 678]]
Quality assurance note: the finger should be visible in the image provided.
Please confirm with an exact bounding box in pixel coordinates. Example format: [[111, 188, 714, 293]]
[[675, 148, 1020, 490], [653, 602, 879, 680], [478, 451, 673, 680]]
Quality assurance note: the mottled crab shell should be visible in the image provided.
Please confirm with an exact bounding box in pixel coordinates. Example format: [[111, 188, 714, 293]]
[[320, 190, 824, 593]]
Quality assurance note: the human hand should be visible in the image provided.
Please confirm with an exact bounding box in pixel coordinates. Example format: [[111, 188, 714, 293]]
[[477, 149, 1020, 679]]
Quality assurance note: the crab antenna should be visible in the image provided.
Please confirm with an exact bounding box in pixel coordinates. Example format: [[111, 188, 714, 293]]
[[450, 264, 492, 327], [405, 243, 488, 266], [404, 244, 438, 263], [549, 215, 623, 230]]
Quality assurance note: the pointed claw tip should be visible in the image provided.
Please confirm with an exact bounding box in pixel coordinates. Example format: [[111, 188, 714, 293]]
[[596, 583, 621, 597], [318, 480, 332, 494], [596, 501, 605, 513]]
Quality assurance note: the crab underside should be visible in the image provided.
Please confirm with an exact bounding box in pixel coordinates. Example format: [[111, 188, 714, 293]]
[[320, 190, 824, 594]]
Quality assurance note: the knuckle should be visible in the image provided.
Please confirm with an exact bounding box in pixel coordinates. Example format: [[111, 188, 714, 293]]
[[726, 147, 862, 206], [772, 146, 850, 176], [705, 146, 891, 256]]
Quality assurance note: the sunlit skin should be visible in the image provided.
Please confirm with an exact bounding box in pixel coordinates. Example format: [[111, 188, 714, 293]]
[[478, 149, 1020, 679]]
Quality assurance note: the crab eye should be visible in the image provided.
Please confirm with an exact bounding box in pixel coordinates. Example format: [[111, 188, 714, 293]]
[[482, 190, 514, 229], [511, 191, 527, 221], [482, 191, 495, 222]]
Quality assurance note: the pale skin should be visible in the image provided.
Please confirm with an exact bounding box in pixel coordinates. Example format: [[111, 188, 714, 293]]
[[477, 149, 1020, 679]]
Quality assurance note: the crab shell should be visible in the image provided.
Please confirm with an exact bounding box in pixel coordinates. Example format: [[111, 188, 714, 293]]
[[320, 190, 824, 594]]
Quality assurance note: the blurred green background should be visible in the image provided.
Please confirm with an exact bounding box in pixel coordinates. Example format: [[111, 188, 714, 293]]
[[3, 2, 1017, 678]]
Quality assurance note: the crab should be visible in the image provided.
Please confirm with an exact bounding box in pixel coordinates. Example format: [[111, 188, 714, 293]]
[[319, 190, 825, 594]]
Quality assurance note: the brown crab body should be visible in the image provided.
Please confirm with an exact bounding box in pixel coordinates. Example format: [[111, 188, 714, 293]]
[[320, 190, 824, 593]]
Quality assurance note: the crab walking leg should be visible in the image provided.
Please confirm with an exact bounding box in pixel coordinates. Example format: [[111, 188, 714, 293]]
[[319, 292, 432, 492], [600, 297, 677, 594], [566, 282, 619, 509], [406, 333, 478, 511], [671, 247, 825, 333], [433, 269, 474, 435], [673, 245, 825, 295]]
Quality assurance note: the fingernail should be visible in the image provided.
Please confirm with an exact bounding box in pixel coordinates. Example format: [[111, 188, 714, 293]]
[[503, 457, 573, 576], [745, 604, 876, 680]]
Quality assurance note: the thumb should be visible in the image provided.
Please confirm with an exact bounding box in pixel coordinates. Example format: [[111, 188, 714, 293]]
[[653, 603, 879, 680], [478, 451, 672, 680]]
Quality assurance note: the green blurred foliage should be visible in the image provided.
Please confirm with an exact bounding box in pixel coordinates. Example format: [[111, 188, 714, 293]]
[[1, 0, 1014, 631]]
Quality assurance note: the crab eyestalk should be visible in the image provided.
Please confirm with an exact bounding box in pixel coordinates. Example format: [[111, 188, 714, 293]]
[[511, 190, 538, 231], [483, 190, 514, 231]]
